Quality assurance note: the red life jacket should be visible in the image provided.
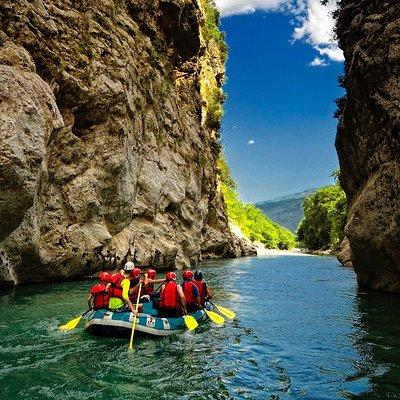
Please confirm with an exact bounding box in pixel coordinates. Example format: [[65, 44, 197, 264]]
[[130, 276, 140, 287], [143, 282, 154, 295], [90, 283, 110, 310], [182, 280, 197, 306], [194, 280, 207, 304], [160, 281, 178, 309], [109, 273, 124, 299]]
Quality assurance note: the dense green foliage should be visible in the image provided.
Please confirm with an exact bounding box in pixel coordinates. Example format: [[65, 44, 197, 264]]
[[201, 0, 228, 62], [205, 87, 226, 130], [199, 0, 228, 131], [217, 155, 236, 190], [218, 157, 296, 249], [297, 184, 347, 250]]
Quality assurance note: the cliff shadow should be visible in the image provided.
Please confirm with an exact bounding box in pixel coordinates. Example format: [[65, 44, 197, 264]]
[[345, 290, 400, 399]]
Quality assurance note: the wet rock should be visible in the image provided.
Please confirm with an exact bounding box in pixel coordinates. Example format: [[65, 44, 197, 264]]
[[336, 237, 353, 269]]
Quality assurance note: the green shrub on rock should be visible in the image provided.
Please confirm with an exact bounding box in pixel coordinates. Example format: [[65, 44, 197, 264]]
[[297, 184, 347, 250]]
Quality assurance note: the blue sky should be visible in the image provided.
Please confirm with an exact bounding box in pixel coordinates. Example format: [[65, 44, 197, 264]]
[[218, 4, 344, 202]]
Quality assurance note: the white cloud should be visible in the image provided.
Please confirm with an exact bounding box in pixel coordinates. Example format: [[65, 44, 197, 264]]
[[293, 0, 334, 45], [310, 57, 328, 67], [315, 44, 344, 62], [215, 0, 289, 16], [293, 0, 344, 63], [215, 0, 344, 64], [248, 139, 255, 145]]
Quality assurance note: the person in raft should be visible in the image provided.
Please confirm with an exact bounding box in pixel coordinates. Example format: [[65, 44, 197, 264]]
[[156, 272, 187, 317], [87, 272, 112, 310], [193, 270, 213, 307], [128, 267, 142, 303], [108, 262, 138, 315], [181, 270, 201, 312], [142, 268, 166, 299]]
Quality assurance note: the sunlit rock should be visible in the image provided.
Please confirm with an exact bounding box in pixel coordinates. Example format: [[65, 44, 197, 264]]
[[0, 1, 253, 284]]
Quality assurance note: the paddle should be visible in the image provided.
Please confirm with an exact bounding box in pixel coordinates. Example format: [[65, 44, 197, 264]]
[[153, 281, 165, 294], [138, 278, 166, 300], [204, 309, 225, 325], [183, 314, 198, 330], [209, 302, 236, 320], [59, 308, 92, 331], [176, 303, 198, 331], [129, 281, 143, 351]]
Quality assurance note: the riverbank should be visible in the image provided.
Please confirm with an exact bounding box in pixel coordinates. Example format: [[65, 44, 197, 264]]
[[230, 220, 334, 258], [255, 246, 315, 257]]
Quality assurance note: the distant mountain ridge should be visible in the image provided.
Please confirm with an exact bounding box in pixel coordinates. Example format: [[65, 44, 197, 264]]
[[255, 188, 318, 233]]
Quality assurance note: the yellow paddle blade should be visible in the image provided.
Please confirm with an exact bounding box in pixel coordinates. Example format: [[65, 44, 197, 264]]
[[215, 305, 236, 320], [183, 315, 198, 331], [59, 316, 82, 331], [205, 310, 225, 325]]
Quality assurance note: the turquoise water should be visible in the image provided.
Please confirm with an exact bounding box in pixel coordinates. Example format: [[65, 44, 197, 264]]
[[1, 255, 400, 399]]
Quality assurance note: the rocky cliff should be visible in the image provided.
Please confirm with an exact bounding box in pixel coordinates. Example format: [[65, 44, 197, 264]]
[[336, 1, 400, 292], [0, 0, 252, 285]]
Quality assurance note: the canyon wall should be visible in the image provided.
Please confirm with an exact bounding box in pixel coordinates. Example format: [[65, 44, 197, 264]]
[[336, 1, 400, 292], [0, 0, 253, 285]]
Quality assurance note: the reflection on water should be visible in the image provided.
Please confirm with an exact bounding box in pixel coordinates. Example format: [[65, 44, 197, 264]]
[[346, 291, 400, 399], [0, 255, 400, 399]]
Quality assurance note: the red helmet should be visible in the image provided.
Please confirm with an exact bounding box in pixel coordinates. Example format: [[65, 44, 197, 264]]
[[147, 269, 156, 279], [99, 272, 111, 282], [182, 270, 194, 280], [166, 271, 176, 281], [131, 268, 141, 278]]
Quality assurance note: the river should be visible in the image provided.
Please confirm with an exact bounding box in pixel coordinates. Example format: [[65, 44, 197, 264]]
[[1, 255, 400, 399]]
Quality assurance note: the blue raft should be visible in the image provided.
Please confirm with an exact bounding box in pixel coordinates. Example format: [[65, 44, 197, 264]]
[[85, 301, 208, 337]]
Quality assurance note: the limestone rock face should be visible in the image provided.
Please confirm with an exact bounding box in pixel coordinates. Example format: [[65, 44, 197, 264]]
[[0, 41, 64, 284], [336, 237, 352, 269], [336, 1, 400, 291], [0, 0, 251, 284]]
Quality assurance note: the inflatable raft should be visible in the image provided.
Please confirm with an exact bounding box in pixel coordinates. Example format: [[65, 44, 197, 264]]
[[85, 301, 208, 337]]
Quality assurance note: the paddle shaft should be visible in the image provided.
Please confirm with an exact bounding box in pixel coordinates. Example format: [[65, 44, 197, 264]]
[[153, 279, 167, 294], [82, 308, 92, 318], [59, 308, 93, 331], [129, 281, 142, 351], [154, 283, 163, 293]]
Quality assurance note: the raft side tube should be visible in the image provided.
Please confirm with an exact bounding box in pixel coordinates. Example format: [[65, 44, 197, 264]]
[[85, 308, 208, 337]]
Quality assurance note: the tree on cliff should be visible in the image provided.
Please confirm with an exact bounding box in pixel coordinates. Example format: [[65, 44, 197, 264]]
[[297, 180, 347, 250]]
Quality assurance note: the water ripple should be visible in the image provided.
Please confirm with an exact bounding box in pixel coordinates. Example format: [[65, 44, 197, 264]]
[[2, 256, 400, 399]]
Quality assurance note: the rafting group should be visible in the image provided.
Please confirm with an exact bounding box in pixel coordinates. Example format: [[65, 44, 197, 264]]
[[60, 261, 234, 338], [87, 261, 212, 318]]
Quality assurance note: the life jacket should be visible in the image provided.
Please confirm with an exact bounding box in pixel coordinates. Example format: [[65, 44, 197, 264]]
[[143, 282, 154, 295], [160, 281, 179, 309], [130, 276, 140, 287], [194, 280, 207, 305], [182, 280, 197, 306], [109, 273, 124, 299], [128, 276, 141, 302], [90, 283, 110, 310]]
